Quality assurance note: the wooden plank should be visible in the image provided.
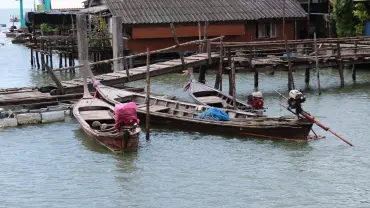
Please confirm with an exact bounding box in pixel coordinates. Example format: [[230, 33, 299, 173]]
[[80, 110, 113, 121]]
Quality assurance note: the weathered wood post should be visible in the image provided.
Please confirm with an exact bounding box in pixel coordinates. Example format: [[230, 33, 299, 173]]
[[198, 21, 208, 84], [129, 57, 134, 69], [314, 32, 320, 94], [35, 50, 40, 69], [40, 39, 45, 71], [198, 22, 202, 52], [64, 53, 68, 67], [49, 47, 53, 69], [231, 60, 236, 110], [76, 14, 92, 98], [112, 16, 124, 72], [352, 40, 358, 81], [145, 48, 151, 140], [336, 42, 344, 88], [215, 39, 223, 90], [59, 53, 63, 68], [30, 47, 34, 67], [44, 62, 65, 95], [251, 46, 257, 88], [170, 23, 186, 70], [284, 36, 295, 90], [227, 48, 233, 95]]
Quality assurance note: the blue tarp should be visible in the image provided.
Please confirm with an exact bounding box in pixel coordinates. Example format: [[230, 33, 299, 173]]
[[196, 107, 230, 121]]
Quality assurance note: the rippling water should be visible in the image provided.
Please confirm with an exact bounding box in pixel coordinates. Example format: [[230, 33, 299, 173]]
[[1, 9, 370, 208]]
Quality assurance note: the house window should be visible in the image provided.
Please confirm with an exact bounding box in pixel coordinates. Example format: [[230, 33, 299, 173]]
[[257, 23, 277, 38]]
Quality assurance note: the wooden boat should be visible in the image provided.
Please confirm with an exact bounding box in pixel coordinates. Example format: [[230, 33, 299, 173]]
[[189, 81, 253, 111], [73, 97, 141, 153], [95, 85, 314, 141]]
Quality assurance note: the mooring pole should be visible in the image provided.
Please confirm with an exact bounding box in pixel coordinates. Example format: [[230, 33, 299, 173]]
[[336, 42, 344, 88], [145, 48, 151, 140], [198, 21, 208, 84], [215, 39, 223, 90], [314, 32, 321, 95], [284, 36, 295, 90], [231, 59, 237, 110], [352, 40, 358, 82]]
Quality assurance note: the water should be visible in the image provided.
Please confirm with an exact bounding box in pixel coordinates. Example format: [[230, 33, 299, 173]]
[[1, 9, 370, 208]]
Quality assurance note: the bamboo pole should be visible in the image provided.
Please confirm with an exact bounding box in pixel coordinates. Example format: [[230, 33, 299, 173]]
[[314, 32, 321, 95], [231, 60, 236, 110], [199, 21, 209, 84], [336, 42, 344, 88], [145, 48, 151, 141]]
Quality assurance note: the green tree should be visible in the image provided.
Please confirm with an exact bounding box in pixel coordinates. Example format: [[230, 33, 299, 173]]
[[353, 2, 369, 36], [333, 0, 355, 37]]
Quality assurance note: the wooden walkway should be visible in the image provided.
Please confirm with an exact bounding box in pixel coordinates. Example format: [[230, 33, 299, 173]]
[[55, 53, 219, 94]]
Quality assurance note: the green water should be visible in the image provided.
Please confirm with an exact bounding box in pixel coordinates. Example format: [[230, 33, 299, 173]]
[[1, 9, 370, 208]]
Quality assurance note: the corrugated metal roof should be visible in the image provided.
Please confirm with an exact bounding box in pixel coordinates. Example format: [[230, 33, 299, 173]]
[[105, 0, 306, 24]]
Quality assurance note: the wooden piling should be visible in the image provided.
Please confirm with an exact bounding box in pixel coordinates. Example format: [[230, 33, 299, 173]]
[[215, 40, 223, 90], [40, 40, 45, 71], [251, 46, 258, 88], [305, 68, 310, 86], [35, 50, 40, 69], [170, 23, 186, 70], [227, 48, 232, 95], [231, 60, 236, 110], [314, 32, 320, 94], [198, 22, 202, 53], [30, 48, 34, 67], [59, 53, 63, 68], [129, 57, 134, 69], [198, 21, 208, 84], [64, 53, 68, 67], [284, 36, 295, 90], [69, 52, 73, 72], [336, 42, 344, 88], [352, 40, 358, 81], [112, 16, 124, 72], [145, 48, 151, 140], [49, 48, 53, 69]]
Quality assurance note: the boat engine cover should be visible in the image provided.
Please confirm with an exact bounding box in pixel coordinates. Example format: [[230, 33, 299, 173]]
[[114, 102, 140, 132]]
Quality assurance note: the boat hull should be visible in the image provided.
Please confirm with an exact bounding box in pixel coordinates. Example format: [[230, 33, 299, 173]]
[[136, 112, 313, 141], [80, 125, 140, 153]]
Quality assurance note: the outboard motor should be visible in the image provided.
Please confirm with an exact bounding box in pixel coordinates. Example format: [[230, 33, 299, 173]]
[[247, 91, 264, 110], [288, 90, 306, 116]]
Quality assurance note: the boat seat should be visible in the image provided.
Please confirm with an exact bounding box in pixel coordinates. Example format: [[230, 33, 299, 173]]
[[197, 96, 224, 104], [138, 105, 170, 112], [80, 110, 114, 121]]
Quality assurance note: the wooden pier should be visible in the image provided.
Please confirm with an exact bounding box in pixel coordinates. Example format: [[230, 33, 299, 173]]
[[52, 52, 219, 94]]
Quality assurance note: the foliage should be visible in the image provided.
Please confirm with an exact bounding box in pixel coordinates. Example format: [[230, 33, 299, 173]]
[[353, 2, 369, 36], [40, 23, 55, 32], [333, 0, 355, 37], [88, 15, 111, 48]]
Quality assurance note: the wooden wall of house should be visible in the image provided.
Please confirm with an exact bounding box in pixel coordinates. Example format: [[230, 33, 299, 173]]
[[124, 21, 296, 53]]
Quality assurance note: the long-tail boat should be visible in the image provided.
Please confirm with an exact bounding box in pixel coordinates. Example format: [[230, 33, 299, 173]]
[[73, 65, 141, 153], [188, 81, 253, 110], [95, 85, 314, 141]]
